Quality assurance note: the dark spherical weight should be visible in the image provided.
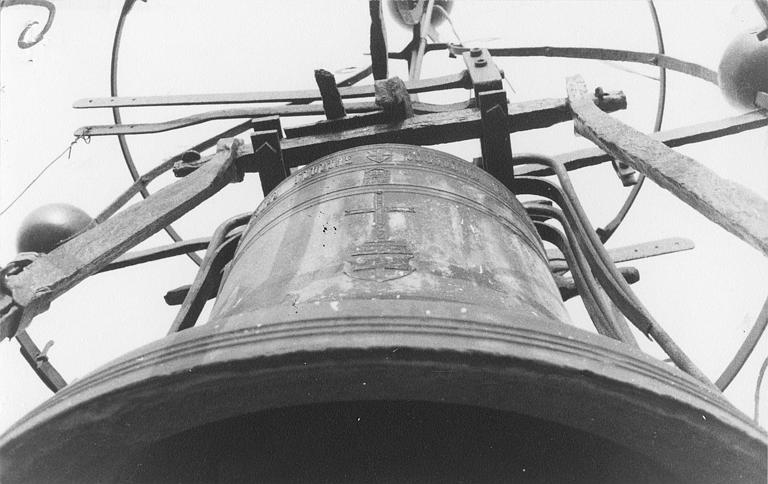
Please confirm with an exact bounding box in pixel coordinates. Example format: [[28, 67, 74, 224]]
[[17, 204, 92, 254], [387, 0, 453, 28], [718, 30, 768, 108]]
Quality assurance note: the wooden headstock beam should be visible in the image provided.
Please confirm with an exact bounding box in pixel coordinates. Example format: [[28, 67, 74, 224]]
[[566, 74, 768, 258]]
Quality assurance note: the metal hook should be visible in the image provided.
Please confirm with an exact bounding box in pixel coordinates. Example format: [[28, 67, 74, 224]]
[[0, 0, 56, 49]]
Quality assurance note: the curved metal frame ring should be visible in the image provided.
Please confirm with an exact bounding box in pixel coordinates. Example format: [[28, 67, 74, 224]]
[[597, 0, 666, 243], [0, 0, 56, 49], [112, 0, 202, 266]]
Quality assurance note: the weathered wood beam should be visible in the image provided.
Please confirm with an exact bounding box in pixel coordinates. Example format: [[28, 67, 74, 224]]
[[0, 139, 242, 339], [567, 75, 768, 257], [262, 92, 625, 168], [73, 71, 470, 109], [516, 110, 768, 177]]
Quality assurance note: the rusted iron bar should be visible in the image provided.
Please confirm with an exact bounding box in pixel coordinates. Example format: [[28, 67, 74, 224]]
[[532, 204, 638, 345], [567, 75, 768, 258], [556, 266, 640, 301], [73, 71, 470, 109], [518, 110, 768, 177], [16, 330, 66, 392], [168, 213, 250, 334], [533, 213, 637, 345], [517, 176, 715, 387], [547, 237, 695, 272], [462, 48, 513, 179], [100, 236, 211, 272], [408, 0, 435, 82], [369, 0, 388, 80], [75, 99, 480, 137], [315, 69, 347, 120], [0, 139, 242, 340], [451, 45, 718, 84], [251, 120, 288, 195], [283, 99, 474, 138]]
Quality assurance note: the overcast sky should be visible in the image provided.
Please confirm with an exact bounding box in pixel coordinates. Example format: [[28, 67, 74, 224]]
[[1, 0, 767, 434]]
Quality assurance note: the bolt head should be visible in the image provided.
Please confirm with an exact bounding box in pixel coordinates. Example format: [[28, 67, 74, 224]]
[[474, 59, 487, 67], [470, 48, 482, 57]]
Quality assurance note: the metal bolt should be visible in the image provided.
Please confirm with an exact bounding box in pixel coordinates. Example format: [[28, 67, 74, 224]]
[[594, 87, 606, 100], [469, 48, 482, 57], [181, 150, 201, 163], [474, 58, 487, 67]]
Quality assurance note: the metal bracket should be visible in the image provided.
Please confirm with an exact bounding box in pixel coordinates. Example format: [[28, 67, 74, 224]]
[[249, 116, 287, 195], [462, 48, 513, 180]]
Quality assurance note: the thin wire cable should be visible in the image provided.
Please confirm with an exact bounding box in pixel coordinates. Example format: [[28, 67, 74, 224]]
[[598, 0, 666, 243], [0, 137, 81, 217], [111, 0, 201, 265], [433, 4, 462, 45]]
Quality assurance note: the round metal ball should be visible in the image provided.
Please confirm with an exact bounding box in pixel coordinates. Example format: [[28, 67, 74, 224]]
[[718, 30, 768, 108], [16, 204, 92, 254], [387, 0, 453, 28]]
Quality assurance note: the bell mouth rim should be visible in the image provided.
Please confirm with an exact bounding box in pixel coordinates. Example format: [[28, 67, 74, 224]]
[[2, 306, 765, 483]]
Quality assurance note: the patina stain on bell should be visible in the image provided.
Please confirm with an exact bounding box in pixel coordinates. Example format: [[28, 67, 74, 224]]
[[0, 145, 764, 483]]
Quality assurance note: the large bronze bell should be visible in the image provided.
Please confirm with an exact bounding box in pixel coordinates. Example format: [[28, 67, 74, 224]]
[[0, 144, 765, 483]]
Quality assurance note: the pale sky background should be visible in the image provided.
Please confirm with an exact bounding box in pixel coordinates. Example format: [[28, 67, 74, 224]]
[[1, 0, 768, 435]]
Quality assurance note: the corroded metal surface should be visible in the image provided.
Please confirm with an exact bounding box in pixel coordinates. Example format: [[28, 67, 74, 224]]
[[211, 143, 568, 327], [1, 145, 765, 483]]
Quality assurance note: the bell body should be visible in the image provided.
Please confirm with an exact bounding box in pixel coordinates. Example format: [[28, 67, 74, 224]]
[[0, 145, 765, 483]]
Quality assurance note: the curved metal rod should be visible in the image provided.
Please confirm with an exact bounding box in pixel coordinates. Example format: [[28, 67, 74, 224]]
[[1, 0, 55, 48], [507, 154, 714, 388], [717, 295, 768, 390], [16, 330, 65, 392], [598, 0, 666, 243], [450, 45, 718, 85], [168, 213, 251, 334], [111, 0, 201, 265], [74, 99, 474, 138], [532, 212, 632, 343], [756, 354, 768, 422]]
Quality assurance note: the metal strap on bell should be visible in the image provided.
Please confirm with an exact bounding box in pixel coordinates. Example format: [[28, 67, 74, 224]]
[[1, 144, 764, 483]]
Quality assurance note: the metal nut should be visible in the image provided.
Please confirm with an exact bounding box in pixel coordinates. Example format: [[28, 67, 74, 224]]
[[474, 58, 487, 67], [469, 48, 482, 57]]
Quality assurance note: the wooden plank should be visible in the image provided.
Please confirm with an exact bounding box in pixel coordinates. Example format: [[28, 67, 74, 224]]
[[0, 139, 242, 339], [567, 75, 768, 257], [517, 110, 768, 177], [268, 93, 626, 167], [314, 69, 346, 120], [547, 237, 695, 271], [72, 72, 470, 109]]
